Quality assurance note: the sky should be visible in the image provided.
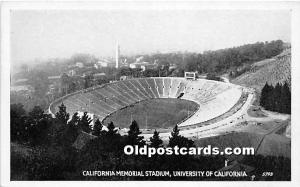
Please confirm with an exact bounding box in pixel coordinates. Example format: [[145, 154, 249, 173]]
[[11, 10, 291, 65]]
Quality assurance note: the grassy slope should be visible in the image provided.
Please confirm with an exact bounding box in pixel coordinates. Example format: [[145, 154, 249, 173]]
[[231, 48, 291, 92]]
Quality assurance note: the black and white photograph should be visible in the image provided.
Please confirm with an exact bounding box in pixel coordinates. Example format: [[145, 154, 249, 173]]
[[1, 1, 300, 185]]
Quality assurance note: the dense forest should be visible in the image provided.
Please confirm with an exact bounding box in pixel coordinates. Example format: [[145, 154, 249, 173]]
[[260, 82, 291, 114], [11, 103, 290, 180], [137, 40, 285, 74]]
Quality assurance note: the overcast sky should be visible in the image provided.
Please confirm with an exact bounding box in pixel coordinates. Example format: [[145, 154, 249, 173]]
[[11, 10, 290, 65]]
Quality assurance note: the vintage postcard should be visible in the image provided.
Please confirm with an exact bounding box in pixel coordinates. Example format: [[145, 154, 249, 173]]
[[1, 1, 300, 186]]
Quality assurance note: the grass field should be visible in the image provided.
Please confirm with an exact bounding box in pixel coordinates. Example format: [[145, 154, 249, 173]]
[[102, 98, 199, 129]]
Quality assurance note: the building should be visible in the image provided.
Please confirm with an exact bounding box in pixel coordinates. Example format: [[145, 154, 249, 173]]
[[129, 61, 156, 71], [120, 75, 132, 81], [48, 75, 61, 83], [97, 61, 109, 68], [93, 72, 106, 80], [75, 62, 84, 68], [13, 78, 28, 85], [10, 85, 33, 92], [68, 69, 77, 76], [136, 56, 144, 62], [169, 64, 178, 70]]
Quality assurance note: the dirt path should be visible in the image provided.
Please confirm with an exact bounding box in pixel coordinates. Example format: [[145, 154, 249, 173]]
[[245, 105, 290, 122]]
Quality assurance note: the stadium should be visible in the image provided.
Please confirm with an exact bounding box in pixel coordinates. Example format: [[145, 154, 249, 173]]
[[49, 76, 254, 140]]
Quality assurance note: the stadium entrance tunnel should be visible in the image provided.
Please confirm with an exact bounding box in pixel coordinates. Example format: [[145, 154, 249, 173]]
[[102, 98, 199, 130], [177, 93, 184, 99]]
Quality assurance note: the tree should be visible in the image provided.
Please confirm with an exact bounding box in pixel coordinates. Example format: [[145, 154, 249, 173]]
[[260, 83, 270, 107], [143, 69, 159, 77], [26, 106, 52, 145], [99, 121, 123, 152], [171, 124, 180, 138], [282, 82, 291, 114], [55, 112, 80, 146], [78, 112, 92, 133], [60, 73, 70, 95], [184, 55, 198, 72], [55, 103, 70, 125], [68, 112, 80, 127], [28, 106, 48, 123], [274, 83, 282, 112], [168, 125, 194, 148], [11, 103, 28, 142], [206, 72, 222, 81], [150, 130, 163, 148], [260, 81, 291, 114], [92, 119, 103, 136], [68, 81, 77, 93], [127, 120, 145, 146], [84, 74, 94, 89], [118, 67, 134, 77], [106, 121, 118, 137], [28, 70, 50, 97], [132, 68, 143, 78]]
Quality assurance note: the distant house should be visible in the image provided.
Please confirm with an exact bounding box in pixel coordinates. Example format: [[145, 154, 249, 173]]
[[93, 72, 106, 79], [82, 70, 94, 77], [48, 84, 57, 93], [97, 61, 108, 68], [135, 56, 144, 62], [10, 85, 33, 92], [75, 62, 84, 68], [129, 61, 156, 71], [14, 78, 29, 86], [169, 64, 178, 70], [68, 69, 77, 76], [120, 75, 132, 81], [94, 72, 106, 76], [48, 75, 61, 83]]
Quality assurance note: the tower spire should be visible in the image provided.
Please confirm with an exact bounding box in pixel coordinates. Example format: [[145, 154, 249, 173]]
[[116, 43, 120, 68]]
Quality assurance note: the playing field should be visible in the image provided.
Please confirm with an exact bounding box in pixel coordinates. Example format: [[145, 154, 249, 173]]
[[102, 98, 199, 129]]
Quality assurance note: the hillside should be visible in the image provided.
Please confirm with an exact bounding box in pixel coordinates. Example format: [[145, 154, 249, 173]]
[[231, 48, 291, 91]]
